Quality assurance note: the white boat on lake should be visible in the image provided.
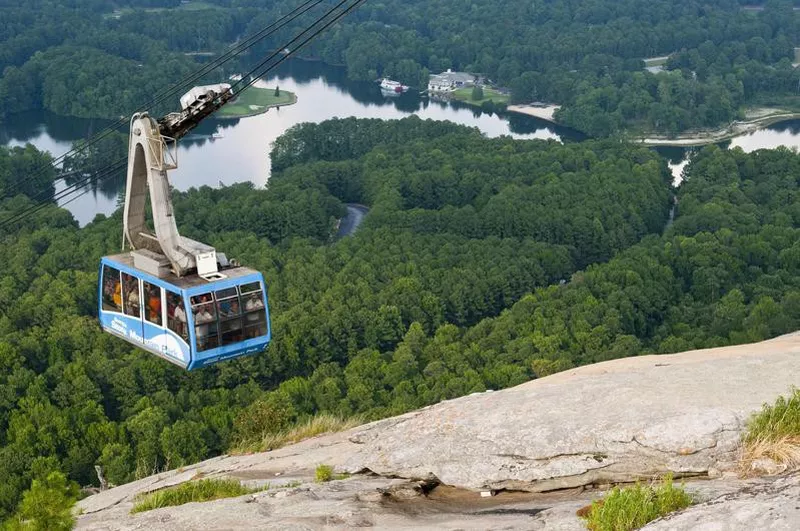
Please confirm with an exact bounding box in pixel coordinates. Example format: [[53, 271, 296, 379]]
[[379, 78, 409, 93]]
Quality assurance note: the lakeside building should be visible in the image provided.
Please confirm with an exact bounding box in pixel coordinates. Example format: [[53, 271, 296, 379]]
[[428, 69, 477, 93]]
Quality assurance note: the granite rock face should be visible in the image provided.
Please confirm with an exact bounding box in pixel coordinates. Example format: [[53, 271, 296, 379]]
[[342, 332, 800, 491], [76, 333, 800, 530], [644, 474, 800, 530]]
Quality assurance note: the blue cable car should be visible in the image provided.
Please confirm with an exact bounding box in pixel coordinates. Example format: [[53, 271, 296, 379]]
[[98, 108, 272, 369], [99, 254, 271, 370]]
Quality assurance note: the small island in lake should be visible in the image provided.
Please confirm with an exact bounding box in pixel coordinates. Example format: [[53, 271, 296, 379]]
[[216, 86, 297, 119]]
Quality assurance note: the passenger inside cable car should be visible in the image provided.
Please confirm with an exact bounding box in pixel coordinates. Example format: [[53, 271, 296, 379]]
[[99, 256, 270, 370]]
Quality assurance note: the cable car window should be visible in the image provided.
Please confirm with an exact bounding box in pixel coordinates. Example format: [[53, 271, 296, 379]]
[[167, 292, 188, 341], [101, 265, 122, 312], [191, 293, 218, 351], [241, 285, 266, 338], [216, 287, 242, 346], [143, 282, 162, 326], [240, 281, 261, 294], [215, 287, 239, 318], [122, 273, 140, 318]]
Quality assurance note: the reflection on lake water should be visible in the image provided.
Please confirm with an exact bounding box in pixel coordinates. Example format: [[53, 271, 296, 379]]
[[5, 58, 800, 225], [0, 60, 580, 225], [657, 119, 800, 186], [728, 119, 800, 151]]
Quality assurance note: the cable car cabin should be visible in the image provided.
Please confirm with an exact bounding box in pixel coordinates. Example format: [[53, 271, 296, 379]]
[[98, 254, 271, 370]]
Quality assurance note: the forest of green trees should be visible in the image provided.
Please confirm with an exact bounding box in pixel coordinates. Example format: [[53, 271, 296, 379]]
[[0, 116, 799, 525], [4, 1, 800, 135], [4, 0, 800, 525]]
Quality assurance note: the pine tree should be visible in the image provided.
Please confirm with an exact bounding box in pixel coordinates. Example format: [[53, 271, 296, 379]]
[[8, 472, 79, 531]]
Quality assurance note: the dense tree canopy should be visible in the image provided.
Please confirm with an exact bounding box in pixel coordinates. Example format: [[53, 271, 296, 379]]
[[3, 0, 800, 136], [0, 116, 797, 523], [0, 117, 678, 520]]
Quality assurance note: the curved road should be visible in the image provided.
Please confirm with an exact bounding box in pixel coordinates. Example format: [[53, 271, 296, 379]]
[[336, 204, 369, 239]]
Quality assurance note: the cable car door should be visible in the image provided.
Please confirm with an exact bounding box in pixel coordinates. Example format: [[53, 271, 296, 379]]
[[120, 272, 144, 345], [142, 281, 168, 361], [163, 288, 191, 369]]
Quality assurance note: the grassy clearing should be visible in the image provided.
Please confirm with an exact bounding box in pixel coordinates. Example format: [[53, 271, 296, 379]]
[[216, 86, 296, 118], [231, 413, 363, 454], [580, 475, 692, 531], [131, 478, 266, 514], [740, 388, 800, 475], [451, 86, 509, 107]]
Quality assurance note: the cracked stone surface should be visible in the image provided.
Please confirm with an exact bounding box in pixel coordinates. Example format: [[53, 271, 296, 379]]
[[77, 333, 800, 529], [644, 475, 800, 530], [340, 332, 800, 491]]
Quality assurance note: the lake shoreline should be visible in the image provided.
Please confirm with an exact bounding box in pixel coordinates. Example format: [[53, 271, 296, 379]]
[[507, 104, 561, 122], [507, 103, 800, 147], [636, 110, 800, 146]]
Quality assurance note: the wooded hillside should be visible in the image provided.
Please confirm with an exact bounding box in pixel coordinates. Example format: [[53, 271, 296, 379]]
[[1, 117, 798, 524]]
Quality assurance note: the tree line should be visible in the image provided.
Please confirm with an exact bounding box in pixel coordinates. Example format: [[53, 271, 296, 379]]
[[4, 0, 800, 137]]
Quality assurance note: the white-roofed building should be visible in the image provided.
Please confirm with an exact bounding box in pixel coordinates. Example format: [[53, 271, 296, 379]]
[[428, 70, 477, 93]]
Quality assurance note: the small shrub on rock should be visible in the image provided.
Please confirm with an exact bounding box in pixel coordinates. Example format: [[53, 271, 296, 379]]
[[580, 475, 692, 531], [315, 464, 334, 483], [232, 393, 296, 446]]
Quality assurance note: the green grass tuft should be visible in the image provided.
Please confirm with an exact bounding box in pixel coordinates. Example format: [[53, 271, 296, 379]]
[[744, 387, 800, 444], [581, 475, 692, 531], [314, 464, 349, 483], [131, 478, 265, 514], [231, 413, 363, 454], [315, 464, 334, 483], [740, 388, 800, 474]]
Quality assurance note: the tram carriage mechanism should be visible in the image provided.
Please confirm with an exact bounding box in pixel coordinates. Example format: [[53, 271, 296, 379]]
[[98, 85, 271, 370]]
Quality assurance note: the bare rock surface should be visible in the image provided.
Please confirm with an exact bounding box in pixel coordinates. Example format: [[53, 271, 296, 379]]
[[644, 474, 800, 530], [342, 332, 800, 491], [77, 333, 800, 529], [77, 475, 596, 530]]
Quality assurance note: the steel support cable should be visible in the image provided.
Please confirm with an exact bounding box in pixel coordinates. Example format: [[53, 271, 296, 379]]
[[0, 159, 127, 228], [144, 0, 326, 108], [231, 0, 367, 95], [1, 0, 369, 229], [0, 159, 127, 230], [3, 155, 130, 218], [0, 0, 327, 200], [57, 162, 128, 211]]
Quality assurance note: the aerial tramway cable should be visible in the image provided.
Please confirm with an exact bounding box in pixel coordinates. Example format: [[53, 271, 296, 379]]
[[0, 0, 368, 230], [0, 158, 128, 229], [231, 0, 367, 94], [0, 0, 327, 201]]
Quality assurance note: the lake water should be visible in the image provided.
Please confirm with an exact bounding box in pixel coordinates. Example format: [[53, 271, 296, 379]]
[[656, 119, 800, 185], [4, 59, 800, 225], [0, 60, 580, 225]]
